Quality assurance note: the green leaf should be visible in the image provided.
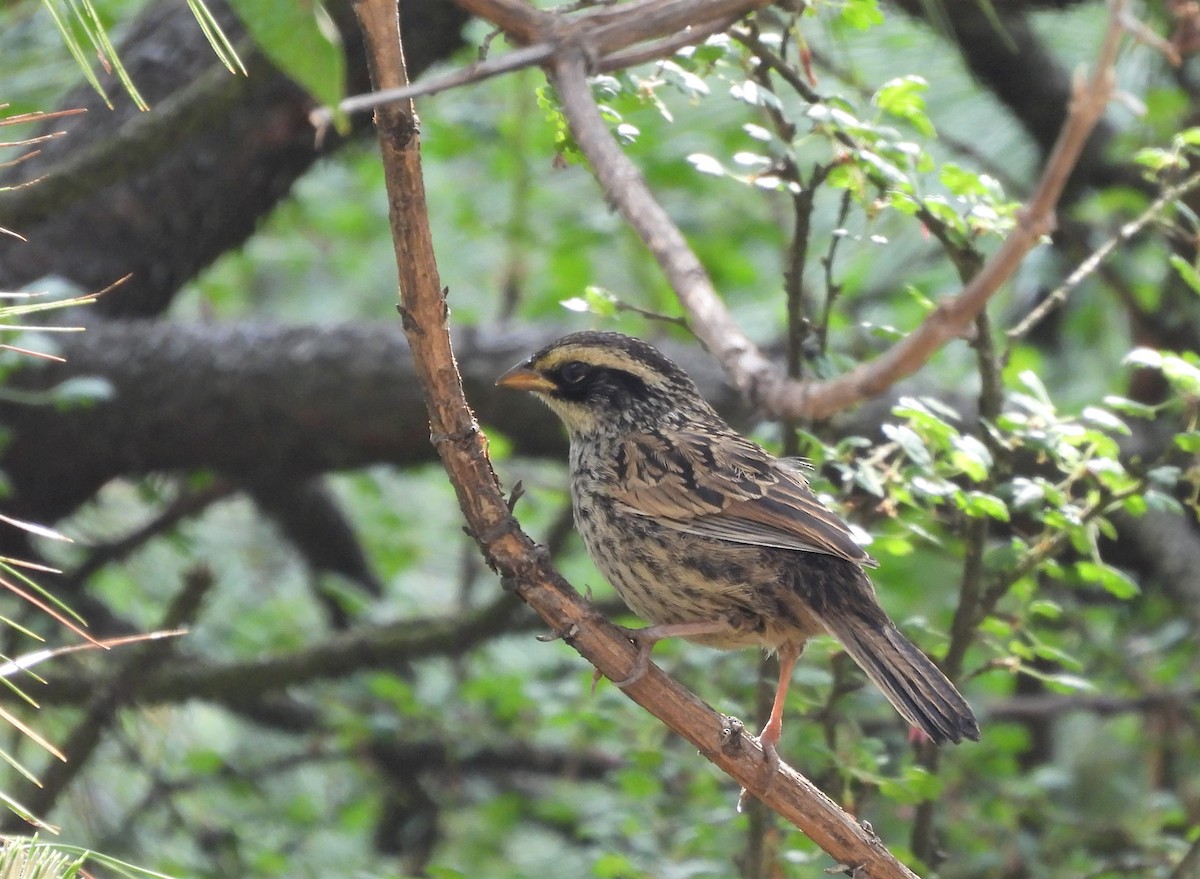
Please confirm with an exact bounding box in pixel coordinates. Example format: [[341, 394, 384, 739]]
[[1081, 406, 1130, 435], [51, 375, 114, 408], [1132, 146, 1182, 172], [1160, 353, 1200, 395], [950, 434, 992, 481], [955, 490, 1010, 521], [560, 285, 618, 318], [1124, 347, 1162, 369], [1102, 394, 1158, 419], [1175, 431, 1200, 453], [227, 0, 345, 112], [911, 475, 954, 497], [1029, 599, 1062, 619], [593, 852, 644, 879], [881, 423, 931, 465], [1075, 561, 1140, 599], [873, 76, 935, 137], [840, 0, 885, 29], [1176, 126, 1200, 147], [1009, 477, 1046, 510], [939, 162, 983, 197], [1016, 369, 1054, 409], [687, 152, 725, 176], [1169, 254, 1200, 296], [730, 79, 782, 110]]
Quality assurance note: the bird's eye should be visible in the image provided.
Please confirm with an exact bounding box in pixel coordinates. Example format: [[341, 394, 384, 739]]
[[559, 361, 589, 384]]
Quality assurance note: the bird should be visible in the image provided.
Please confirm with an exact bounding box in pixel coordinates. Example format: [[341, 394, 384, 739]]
[[496, 330, 979, 761]]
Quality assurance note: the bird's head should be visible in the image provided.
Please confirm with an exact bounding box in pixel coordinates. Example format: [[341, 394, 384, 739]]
[[496, 331, 713, 438]]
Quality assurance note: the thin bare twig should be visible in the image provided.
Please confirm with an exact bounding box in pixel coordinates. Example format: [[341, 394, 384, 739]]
[[323, 0, 758, 128], [1, 567, 210, 832], [552, 52, 782, 397], [1005, 165, 1200, 350]]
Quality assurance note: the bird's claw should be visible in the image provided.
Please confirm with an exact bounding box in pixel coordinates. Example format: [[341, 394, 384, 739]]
[[758, 736, 781, 778], [736, 734, 782, 811], [536, 622, 579, 643], [612, 638, 653, 688]]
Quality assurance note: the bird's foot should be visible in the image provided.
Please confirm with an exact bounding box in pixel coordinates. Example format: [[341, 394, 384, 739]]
[[611, 625, 656, 688], [736, 731, 783, 811], [757, 735, 782, 778], [608, 620, 732, 688]]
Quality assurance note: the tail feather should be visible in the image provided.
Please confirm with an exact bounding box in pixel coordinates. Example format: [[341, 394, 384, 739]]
[[828, 613, 980, 745]]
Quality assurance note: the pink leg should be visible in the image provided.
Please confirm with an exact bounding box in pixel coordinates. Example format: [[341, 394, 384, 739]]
[[613, 620, 731, 688], [737, 644, 803, 810], [753, 642, 802, 780], [757, 642, 801, 751]]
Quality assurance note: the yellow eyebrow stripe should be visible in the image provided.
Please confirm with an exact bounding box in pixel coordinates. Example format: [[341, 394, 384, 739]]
[[534, 345, 667, 387]]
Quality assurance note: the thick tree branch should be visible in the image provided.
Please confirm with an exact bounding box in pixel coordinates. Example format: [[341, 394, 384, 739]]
[[0, 321, 746, 528], [359, 2, 918, 875], [28, 594, 527, 707], [0, 0, 468, 318]]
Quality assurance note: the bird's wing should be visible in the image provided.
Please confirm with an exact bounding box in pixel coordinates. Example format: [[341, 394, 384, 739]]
[[612, 427, 877, 567]]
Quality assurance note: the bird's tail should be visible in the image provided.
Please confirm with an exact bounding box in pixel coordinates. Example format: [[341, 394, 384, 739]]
[[826, 611, 980, 745]]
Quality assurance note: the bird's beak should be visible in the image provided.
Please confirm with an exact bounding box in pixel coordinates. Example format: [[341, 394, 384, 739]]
[[496, 365, 557, 394]]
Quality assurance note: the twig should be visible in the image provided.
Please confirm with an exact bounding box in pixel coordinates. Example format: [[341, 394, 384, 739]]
[[61, 480, 234, 591], [317, 42, 555, 129], [818, 190, 852, 353], [598, 15, 739, 70], [322, 0, 756, 128], [988, 688, 1200, 721], [1168, 834, 1200, 879], [732, 27, 822, 104], [913, 305, 999, 867], [1005, 166, 1200, 350], [30, 592, 527, 707], [779, 0, 1129, 420], [1, 567, 211, 831]]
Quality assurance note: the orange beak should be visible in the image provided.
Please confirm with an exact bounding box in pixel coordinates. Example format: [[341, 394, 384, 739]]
[[496, 365, 557, 394]]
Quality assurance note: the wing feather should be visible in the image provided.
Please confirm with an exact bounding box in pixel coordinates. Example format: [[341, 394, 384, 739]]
[[612, 427, 877, 568]]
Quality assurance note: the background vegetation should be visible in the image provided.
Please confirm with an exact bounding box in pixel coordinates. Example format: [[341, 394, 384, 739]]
[[1, 0, 1198, 877]]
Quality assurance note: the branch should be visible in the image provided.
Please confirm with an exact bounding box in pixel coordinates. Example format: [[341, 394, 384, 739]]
[[1005, 166, 1200, 348], [987, 688, 1200, 722], [359, 1, 919, 875], [29, 594, 527, 708], [2, 567, 213, 830], [0, 0, 468, 318], [771, 1, 1128, 419]]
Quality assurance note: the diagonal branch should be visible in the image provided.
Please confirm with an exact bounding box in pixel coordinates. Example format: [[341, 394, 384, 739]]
[[550, 49, 782, 401], [780, 2, 1127, 420], [357, 0, 918, 876]]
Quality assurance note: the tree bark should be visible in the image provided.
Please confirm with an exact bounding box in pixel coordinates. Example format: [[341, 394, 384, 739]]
[[0, 0, 469, 318]]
